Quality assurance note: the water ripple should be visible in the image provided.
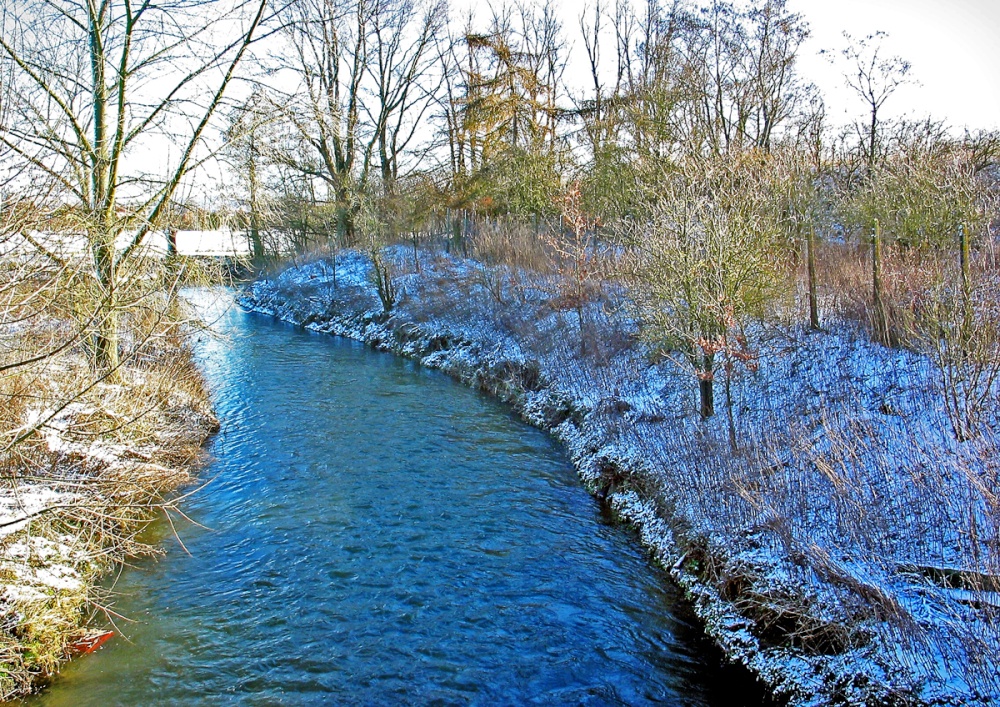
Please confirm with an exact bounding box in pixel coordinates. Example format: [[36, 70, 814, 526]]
[[32, 292, 763, 706]]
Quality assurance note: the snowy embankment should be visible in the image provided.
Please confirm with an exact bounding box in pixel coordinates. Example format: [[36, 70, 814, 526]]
[[241, 248, 999, 706], [0, 335, 217, 697]]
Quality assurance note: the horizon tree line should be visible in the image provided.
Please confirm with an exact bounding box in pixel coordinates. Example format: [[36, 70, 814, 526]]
[[0, 0, 997, 433]]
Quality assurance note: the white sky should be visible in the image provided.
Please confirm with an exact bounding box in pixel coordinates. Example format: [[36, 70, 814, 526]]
[[789, 0, 1000, 131]]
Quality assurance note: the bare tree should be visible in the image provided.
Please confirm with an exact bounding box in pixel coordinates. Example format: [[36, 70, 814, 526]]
[[273, 0, 368, 245], [841, 31, 912, 175], [577, 1, 610, 156], [835, 32, 912, 342], [744, 0, 809, 152], [677, 0, 808, 156], [616, 0, 687, 160], [0, 0, 269, 371], [225, 87, 280, 266], [273, 0, 444, 245], [366, 0, 446, 191], [438, 21, 471, 200]]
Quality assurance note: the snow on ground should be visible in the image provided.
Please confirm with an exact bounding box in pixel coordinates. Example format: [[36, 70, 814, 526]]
[[3, 536, 84, 599], [0, 487, 76, 539], [242, 247, 1000, 706], [0, 335, 217, 687]]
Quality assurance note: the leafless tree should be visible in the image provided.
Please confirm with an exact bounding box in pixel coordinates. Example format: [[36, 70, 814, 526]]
[[225, 87, 280, 265], [840, 31, 912, 176], [273, 0, 444, 245], [0, 0, 269, 371]]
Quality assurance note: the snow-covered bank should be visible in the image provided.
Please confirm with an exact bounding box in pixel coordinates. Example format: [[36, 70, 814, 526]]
[[0, 330, 217, 698], [241, 248, 999, 706]]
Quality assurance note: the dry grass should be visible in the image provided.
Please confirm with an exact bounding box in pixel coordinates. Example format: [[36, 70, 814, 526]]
[[741, 417, 1000, 696], [469, 216, 553, 273], [0, 259, 217, 698]]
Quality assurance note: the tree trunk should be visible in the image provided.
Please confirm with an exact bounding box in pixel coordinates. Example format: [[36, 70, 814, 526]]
[[868, 108, 878, 175], [166, 228, 178, 259], [249, 224, 264, 266], [91, 232, 120, 373], [445, 208, 452, 254], [248, 142, 264, 266], [336, 207, 352, 249], [700, 347, 716, 419], [699, 378, 714, 419], [89, 14, 118, 374]]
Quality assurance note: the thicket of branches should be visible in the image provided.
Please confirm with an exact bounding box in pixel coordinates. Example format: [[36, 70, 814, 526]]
[[206, 0, 999, 432], [5, 0, 996, 404]]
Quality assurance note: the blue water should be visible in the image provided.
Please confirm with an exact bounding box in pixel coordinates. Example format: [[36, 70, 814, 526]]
[[33, 293, 763, 705]]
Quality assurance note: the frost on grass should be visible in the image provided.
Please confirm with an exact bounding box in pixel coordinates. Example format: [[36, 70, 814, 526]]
[[243, 247, 1000, 706], [0, 305, 218, 698]]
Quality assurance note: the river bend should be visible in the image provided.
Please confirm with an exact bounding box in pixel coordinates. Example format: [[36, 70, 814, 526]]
[[34, 293, 760, 705]]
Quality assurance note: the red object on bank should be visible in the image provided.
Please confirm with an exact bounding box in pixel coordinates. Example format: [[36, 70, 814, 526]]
[[67, 631, 114, 655]]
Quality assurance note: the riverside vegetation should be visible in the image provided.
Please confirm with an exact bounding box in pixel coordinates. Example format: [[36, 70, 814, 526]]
[[0, 254, 218, 697], [2, 0, 999, 703], [244, 226, 1000, 704], [0, 0, 265, 697]]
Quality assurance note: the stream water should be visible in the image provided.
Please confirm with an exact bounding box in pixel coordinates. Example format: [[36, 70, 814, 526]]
[[33, 293, 764, 705]]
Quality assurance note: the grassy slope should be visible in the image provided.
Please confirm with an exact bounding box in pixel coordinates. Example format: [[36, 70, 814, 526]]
[[242, 247, 999, 707], [0, 313, 217, 698]]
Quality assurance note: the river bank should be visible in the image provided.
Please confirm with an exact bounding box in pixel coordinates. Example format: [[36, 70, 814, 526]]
[[32, 293, 767, 704], [241, 247, 999, 706], [0, 311, 217, 698]]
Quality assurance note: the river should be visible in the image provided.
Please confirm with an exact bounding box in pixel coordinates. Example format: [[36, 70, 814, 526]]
[[33, 292, 764, 705]]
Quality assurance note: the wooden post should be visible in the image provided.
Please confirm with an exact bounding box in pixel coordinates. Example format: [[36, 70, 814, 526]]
[[462, 210, 469, 258], [445, 208, 451, 254], [807, 225, 819, 329], [872, 218, 886, 342], [959, 222, 973, 346], [959, 222, 971, 299]]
